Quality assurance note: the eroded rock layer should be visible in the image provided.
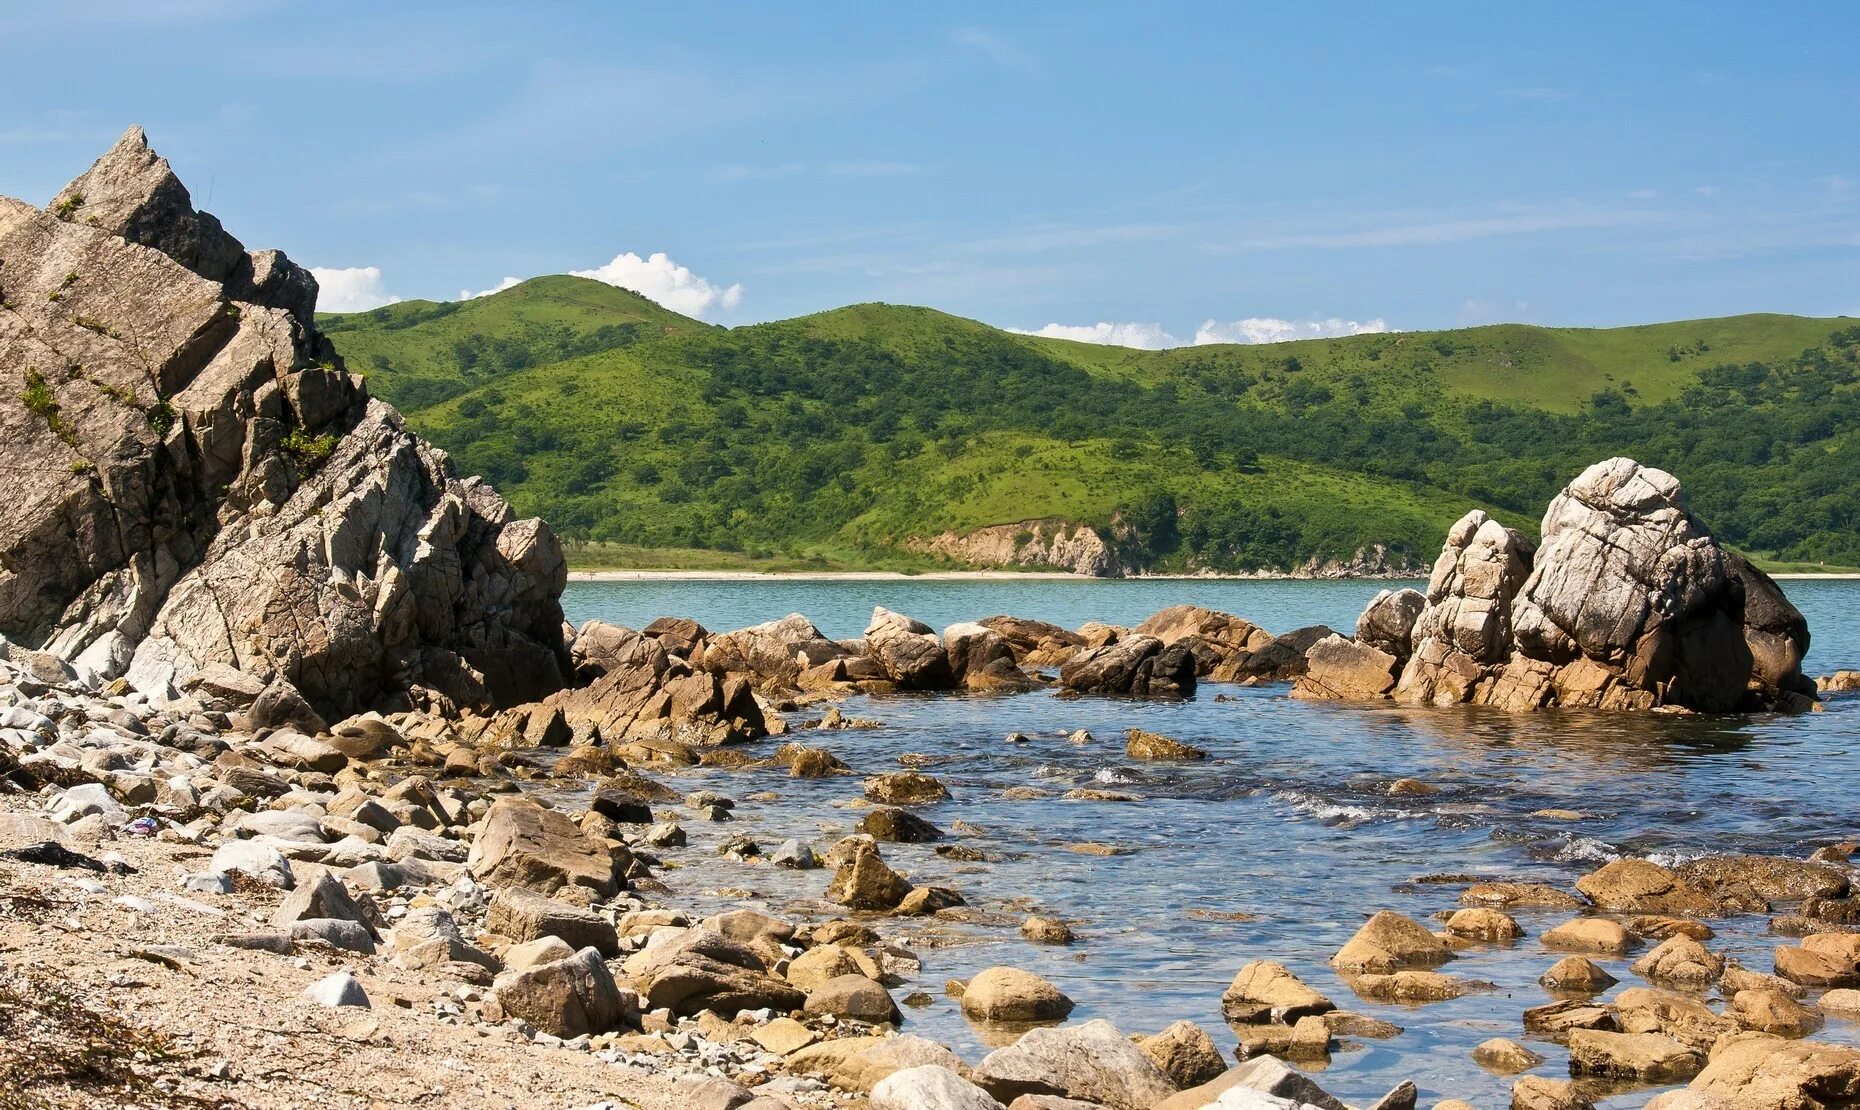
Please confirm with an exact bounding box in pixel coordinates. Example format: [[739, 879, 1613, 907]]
[[0, 128, 569, 716]]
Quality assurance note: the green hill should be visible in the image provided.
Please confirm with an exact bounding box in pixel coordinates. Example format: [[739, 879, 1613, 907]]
[[319, 277, 1860, 574]]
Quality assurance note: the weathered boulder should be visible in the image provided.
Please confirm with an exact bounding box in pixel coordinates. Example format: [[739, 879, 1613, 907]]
[[1331, 910, 1453, 973], [1229, 625, 1335, 682], [624, 928, 805, 1017], [1059, 634, 1196, 697], [1541, 955, 1618, 994], [1139, 1021, 1227, 1088], [1568, 1029, 1705, 1082], [702, 613, 848, 688], [1445, 907, 1524, 941], [1680, 1036, 1860, 1107], [467, 797, 620, 897], [872, 1065, 1005, 1110], [545, 625, 764, 746], [0, 128, 570, 715], [1775, 934, 1860, 988], [489, 946, 634, 1037], [1315, 461, 1817, 713], [1134, 605, 1272, 677], [959, 966, 1075, 1023], [864, 771, 950, 805], [826, 839, 913, 911], [1125, 728, 1208, 761], [1474, 1038, 1546, 1074], [1577, 858, 1750, 917], [1221, 960, 1334, 1024], [1394, 510, 1534, 706], [1356, 588, 1426, 663], [943, 622, 1032, 690], [865, 607, 954, 689], [1632, 934, 1725, 988], [787, 1034, 966, 1093], [1543, 916, 1639, 956], [1293, 634, 1399, 701], [804, 973, 901, 1024], [1511, 1076, 1595, 1110], [1675, 855, 1850, 904], [1729, 988, 1823, 1038], [975, 1018, 1179, 1109], [977, 616, 1086, 668], [861, 807, 942, 843], [487, 885, 620, 956]]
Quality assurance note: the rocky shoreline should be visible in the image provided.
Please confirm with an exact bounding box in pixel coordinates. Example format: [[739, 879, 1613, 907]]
[[3, 131, 1858, 1109]]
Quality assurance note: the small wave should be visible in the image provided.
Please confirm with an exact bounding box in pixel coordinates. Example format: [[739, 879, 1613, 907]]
[[1271, 789, 1423, 826], [1552, 836, 1621, 863], [1094, 766, 1142, 785], [1647, 848, 1712, 868]]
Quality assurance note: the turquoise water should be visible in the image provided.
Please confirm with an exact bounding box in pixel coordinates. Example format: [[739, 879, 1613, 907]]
[[563, 575, 1860, 671], [556, 578, 1860, 1105]]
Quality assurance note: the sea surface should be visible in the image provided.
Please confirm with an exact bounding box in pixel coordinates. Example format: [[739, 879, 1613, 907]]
[[559, 578, 1860, 1106]]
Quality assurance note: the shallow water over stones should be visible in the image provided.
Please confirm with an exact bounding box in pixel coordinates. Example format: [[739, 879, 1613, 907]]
[[560, 580, 1860, 1106]]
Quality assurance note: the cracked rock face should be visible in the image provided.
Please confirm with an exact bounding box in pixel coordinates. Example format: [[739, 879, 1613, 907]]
[[1385, 458, 1812, 713], [0, 127, 569, 716]]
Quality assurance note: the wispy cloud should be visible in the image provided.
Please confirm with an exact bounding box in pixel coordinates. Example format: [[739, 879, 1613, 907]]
[[1214, 204, 1670, 251], [955, 223, 1172, 254], [1011, 316, 1390, 350], [950, 27, 1026, 68]]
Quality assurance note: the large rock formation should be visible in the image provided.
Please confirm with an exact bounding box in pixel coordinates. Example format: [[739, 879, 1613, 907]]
[[0, 128, 569, 716], [1311, 459, 1813, 712], [905, 518, 1126, 576]]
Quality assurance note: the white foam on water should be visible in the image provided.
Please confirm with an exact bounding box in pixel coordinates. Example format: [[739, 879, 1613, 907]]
[[1094, 766, 1141, 785], [1552, 836, 1621, 863]]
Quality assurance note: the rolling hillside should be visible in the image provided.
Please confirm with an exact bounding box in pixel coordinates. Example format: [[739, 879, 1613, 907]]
[[321, 278, 1860, 574]]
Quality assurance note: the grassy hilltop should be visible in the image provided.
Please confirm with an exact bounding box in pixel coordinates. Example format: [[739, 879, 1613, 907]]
[[320, 277, 1860, 574]]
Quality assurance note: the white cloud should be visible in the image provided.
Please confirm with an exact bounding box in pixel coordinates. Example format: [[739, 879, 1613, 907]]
[[462, 275, 523, 300], [310, 266, 401, 313], [1012, 321, 1178, 349], [569, 251, 744, 318], [1012, 316, 1390, 350], [1194, 317, 1389, 345]]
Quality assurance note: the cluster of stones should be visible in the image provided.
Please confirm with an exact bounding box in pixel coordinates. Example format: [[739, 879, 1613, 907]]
[[1296, 459, 1818, 714], [10, 612, 1860, 1110]]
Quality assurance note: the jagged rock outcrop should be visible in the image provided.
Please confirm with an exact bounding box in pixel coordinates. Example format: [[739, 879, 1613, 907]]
[[0, 127, 569, 716], [541, 624, 764, 746], [906, 519, 1126, 576], [1133, 605, 1274, 678], [1356, 587, 1426, 664], [864, 607, 954, 689], [1059, 634, 1196, 697], [1319, 460, 1813, 713], [701, 613, 849, 690]]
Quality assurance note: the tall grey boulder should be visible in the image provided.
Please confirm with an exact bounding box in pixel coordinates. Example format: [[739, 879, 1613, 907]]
[[1380, 459, 1812, 713], [0, 127, 569, 715]]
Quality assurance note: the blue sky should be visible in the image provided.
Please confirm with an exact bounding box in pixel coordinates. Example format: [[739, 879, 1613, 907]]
[[2, 1, 1856, 345]]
